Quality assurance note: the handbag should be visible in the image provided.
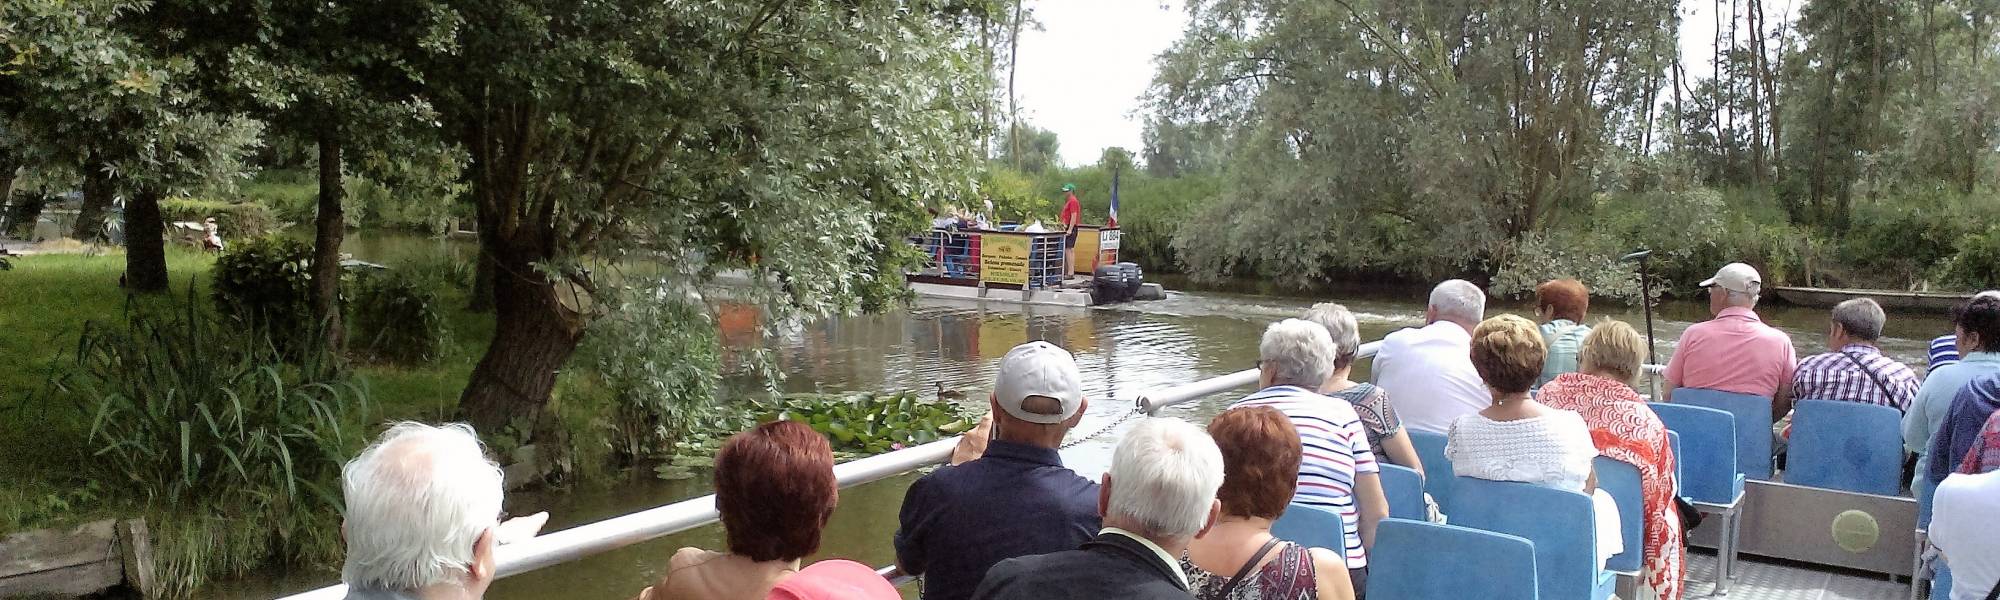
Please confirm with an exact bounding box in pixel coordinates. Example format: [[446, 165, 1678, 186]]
[[1676, 495, 1706, 533]]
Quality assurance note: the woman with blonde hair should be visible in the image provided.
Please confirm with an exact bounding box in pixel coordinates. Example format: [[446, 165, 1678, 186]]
[[1446, 314, 1621, 567], [1539, 320, 1683, 600]]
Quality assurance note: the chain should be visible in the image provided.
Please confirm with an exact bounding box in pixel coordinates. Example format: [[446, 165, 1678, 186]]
[[1058, 401, 1147, 450]]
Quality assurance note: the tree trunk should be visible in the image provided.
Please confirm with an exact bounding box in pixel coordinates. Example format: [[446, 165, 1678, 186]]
[[73, 160, 114, 242], [313, 129, 348, 352], [468, 202, 498, 312], [0, 146, 18, 222], [457, 233, 586, 434], [124, 186, 168, 293], [1007, 0, 1023, 172]]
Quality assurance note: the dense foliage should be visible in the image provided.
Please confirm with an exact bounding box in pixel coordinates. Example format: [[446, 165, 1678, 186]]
[[211, 236, 315, 348], [160, 198, 275, 238], [348, 270, 452, 365], [58, 297, 367, 595]]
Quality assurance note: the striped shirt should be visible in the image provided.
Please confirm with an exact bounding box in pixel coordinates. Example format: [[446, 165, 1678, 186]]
[[1231, 385, 1380, 568], [1791, 344, 1922, 412]]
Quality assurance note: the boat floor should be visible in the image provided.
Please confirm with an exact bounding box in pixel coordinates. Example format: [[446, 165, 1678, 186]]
[[1685, 552, 1908, 600]]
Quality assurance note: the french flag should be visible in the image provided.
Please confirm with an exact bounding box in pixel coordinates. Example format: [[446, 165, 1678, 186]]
[[1107, 168, 1120, 228]]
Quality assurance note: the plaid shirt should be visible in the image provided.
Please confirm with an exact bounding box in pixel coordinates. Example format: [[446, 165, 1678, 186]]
[[1791, 344, 1922, 412]]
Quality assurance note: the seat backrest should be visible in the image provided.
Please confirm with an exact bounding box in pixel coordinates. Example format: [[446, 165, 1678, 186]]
[[1592, 457, 1645, 574], [1380, 463, 1428, 521], [1408, 429, 1456, 513], [1271, 501, 1347, 552], [1450, 476, 1602, 600], [1786, 399, 1905, 495], [1671, 388, 1774, 480], [1367, 518, 1539, 600], [1649, 402, 1745, 505]]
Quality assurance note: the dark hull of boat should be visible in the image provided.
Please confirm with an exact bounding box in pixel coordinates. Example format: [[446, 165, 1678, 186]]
[[1770, 286, 1967, 312]]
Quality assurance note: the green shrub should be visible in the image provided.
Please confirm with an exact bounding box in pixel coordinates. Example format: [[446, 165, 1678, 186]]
[[57, 297, 367, 596], [585, 289, 721, 461], [395, 250, 476, 295], [160, 198, 276, 239], [348, 270, 451, 365], [212, 236, 316, 349], [1941, 226, 2000, 290]]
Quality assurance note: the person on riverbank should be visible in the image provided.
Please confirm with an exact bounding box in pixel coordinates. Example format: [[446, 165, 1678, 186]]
[[1446, 314, 1622, 568], [972, 417, 1223, 600], [1907, 294, 2000, 505], [1182, 406, 1356, 600], [340, 422, 548, 600], [1233, 319, 1388, 582], [1538, 320, 1683, 600], [635, 420, 846, 600], [1661, 263, 1796, 419], [1371, 279, 1488, 433], [1534, 279, 1592, 388], [1789, 298, 1921, 412], [895, 341, 1099, 600], [1301, 303, 1424, 473]]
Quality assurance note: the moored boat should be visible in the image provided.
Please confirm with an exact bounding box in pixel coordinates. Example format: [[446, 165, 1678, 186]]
[[1770, 285, 1969, 312]]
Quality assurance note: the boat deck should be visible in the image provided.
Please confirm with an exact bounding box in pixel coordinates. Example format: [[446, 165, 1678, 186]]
[[1688, 552, 1908, 600]]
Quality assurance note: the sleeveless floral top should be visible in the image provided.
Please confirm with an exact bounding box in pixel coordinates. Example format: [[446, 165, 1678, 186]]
[[1180, 541, 1319, 600]]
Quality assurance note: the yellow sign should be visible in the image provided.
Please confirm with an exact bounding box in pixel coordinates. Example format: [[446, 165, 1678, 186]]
[[1072, 227, 1101, 275], [980, 233, 1031, 286]]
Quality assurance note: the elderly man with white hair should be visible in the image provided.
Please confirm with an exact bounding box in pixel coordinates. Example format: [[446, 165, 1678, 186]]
[[340, 422, 545, 600], [1232, 318, 1388, 590], [1371, 279, 1490, 433], [1662, 262, 1797, 418], [972, 417, 1224, 600]]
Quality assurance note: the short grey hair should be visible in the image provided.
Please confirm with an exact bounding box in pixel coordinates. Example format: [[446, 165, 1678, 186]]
[[342, 422, 504, 592], [1260, 318, 1337, 388], [1831, 298, 1886, 341], [1302, 303, 1363, 369], [1106, 417, 1224, 540], [1430, 279, 1487, 323], [1725, 288, 1759, 307]]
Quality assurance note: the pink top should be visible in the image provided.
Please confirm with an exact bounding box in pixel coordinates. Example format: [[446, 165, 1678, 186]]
[[1664, 307, 1797, 397]]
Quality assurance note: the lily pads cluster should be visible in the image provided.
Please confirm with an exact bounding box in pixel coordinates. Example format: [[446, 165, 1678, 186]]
[[658, 391, 978, 480]]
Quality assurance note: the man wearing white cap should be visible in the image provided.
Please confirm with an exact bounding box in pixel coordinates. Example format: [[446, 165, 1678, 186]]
[[895, 341, 1099, 600], [1663, 262, 1798, 417]]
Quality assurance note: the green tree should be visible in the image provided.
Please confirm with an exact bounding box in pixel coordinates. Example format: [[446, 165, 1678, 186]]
[[1141, 118, 1227, 177], [406, 1, 990, 434], [1783, 0, 1912, 229], [999, 124, 1062, 174], [1098, 146, 1135, 175]]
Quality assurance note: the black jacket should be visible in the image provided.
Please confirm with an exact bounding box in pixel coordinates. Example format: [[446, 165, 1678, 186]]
[[970, 531, 1194, 600]]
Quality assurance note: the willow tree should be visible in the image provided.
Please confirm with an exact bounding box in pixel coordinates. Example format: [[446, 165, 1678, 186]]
[[4, 0, 261, 291], [1152, 0, 1677, 284], [412, 1, 989, 433]]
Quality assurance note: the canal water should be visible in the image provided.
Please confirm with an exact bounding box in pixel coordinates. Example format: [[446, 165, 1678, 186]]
[[216, 234, 1951, 599]]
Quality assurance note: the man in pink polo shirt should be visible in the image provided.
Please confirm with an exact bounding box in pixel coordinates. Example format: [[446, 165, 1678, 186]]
[[1664, 262, 1798, 419]]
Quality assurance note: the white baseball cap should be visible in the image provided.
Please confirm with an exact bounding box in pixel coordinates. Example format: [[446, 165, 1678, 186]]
[[993, 341, 1085, 424], [1700, 262, 1762, 295]]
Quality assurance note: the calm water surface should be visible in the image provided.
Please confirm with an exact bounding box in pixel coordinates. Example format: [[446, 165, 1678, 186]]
[[215, 234, 1950, 599]]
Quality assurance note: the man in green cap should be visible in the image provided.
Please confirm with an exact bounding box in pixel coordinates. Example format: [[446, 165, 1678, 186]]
[[1059, 183, 1082, 253]]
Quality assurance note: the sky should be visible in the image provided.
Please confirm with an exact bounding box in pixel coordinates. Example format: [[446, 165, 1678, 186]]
[[1013, 0, 1803, 168]]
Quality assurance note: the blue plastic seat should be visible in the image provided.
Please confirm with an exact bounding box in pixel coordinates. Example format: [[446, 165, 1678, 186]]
[[1450, 477, 1616, 600], [1786, 399, 1905, 495], [1408, 429, 1455, 513], [1381, 463, 1427, 521], [1593, 457, 1645, 577], [1671, 387, 1775, 480], [1367, 518, 1539, 600], [1668, 429, 1684, 494], [1650, 402, 1747, 595], [1271, 501, 1347, 553]]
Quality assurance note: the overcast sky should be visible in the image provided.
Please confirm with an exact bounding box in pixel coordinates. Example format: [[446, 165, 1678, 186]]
[[1013, 0, 1803, 167]]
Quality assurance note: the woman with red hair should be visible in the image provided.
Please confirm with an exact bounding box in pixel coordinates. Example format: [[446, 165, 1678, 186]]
[[1182, 407, 1355, 600], [634, 420, 893, 600], [1535, 279, 1593, 388]]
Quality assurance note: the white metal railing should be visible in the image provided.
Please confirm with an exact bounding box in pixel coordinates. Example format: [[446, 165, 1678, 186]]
[[279, 333, 1671, 599]]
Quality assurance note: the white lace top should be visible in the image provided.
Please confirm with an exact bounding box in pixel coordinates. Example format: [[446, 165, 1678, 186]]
[[1445, 410, 1597, 490]]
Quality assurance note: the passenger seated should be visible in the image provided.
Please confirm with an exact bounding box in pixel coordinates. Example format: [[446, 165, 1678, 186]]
[[1233, 319, 1387, 580], [1538, 320, 1683, 600], [895, 341, 1099, 600], [1446, 314, 1621, 567], [1183, 407, 1356, 600], [1959, 410, 2000, 475], [972, 417, 1224, 600], [1921, 291, 2000, 373], [1929, 470, 2000, 600], [1927, 373, 2000, 490], [1371, 279, 1489, 433], [1661, 262, 1796, 420], [1907, 294, 2000, 501], [1789, 298, 1920, 412], [1533, 279, 1593, 388], [767, 559, 901, 600], [1301, 303, 1424, 472], [339, 422, 548, 600], [636, 421, 855, 600]]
